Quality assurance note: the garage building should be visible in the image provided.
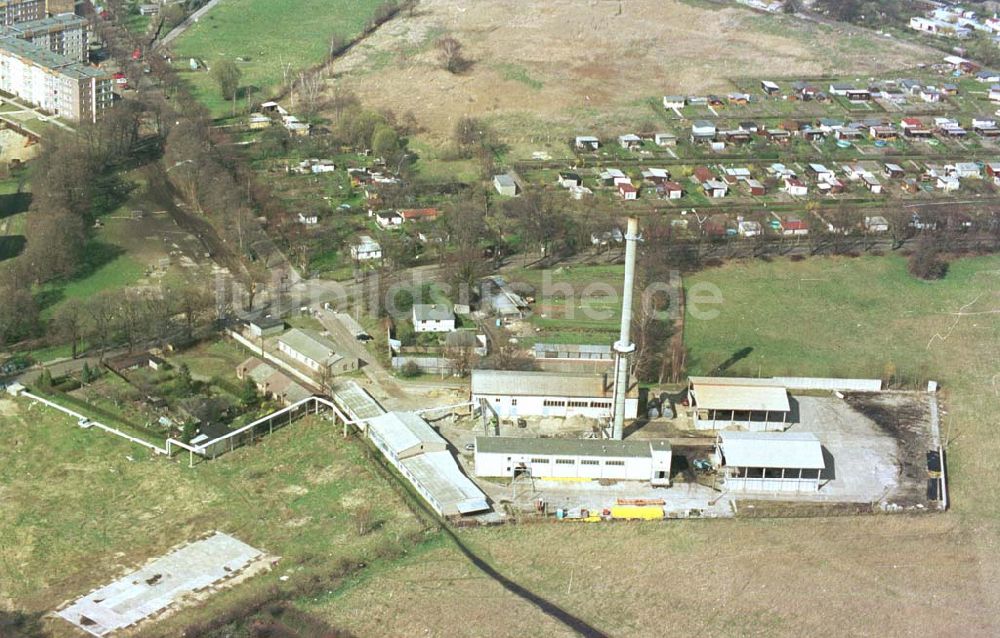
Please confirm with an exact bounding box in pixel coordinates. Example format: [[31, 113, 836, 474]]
[[474, 436, 671, 485], [471, 369, 638, 420], [717, 431, 825, 493], [688, 376, 791, 431]]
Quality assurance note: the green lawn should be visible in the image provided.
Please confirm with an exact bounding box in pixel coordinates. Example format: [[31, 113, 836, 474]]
[[38, 248, 144, 319], [170, 0, 385, 116], [0, 403, 426, 630], [683, 255, 1000, 383]]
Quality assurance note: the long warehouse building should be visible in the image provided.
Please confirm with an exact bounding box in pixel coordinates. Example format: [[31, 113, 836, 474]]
[[364, 411, 490, 517], [474, 436, 672, 485], [471, 369, 638, 420]]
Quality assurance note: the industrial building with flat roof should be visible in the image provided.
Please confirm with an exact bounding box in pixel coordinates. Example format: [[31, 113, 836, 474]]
[[688, 376, 791, 431], [470, 369, 638, 420], [363, 411, 489, 517], [0, 13, 112, 123], [474, 436, 671, 485], [716, 431, 825, 493]]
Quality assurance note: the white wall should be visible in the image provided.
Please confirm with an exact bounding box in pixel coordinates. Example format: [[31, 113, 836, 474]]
[[413, 317, 455, 333], [473, 392, 638, 420], [475, 450, 652, 481]]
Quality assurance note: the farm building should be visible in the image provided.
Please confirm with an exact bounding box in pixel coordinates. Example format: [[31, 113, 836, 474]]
[[365, 411, 446, 460], [364, 412, 489, 516], [574, 135, 600, 150], [471, 369, 638, 420], [716, 431, 825, 493], [412, 304, 455, 333], [247, 315, 286, 338], [277, 329, 358, 377], [688, 377, 791, 431], [474, 437, 672, 486]]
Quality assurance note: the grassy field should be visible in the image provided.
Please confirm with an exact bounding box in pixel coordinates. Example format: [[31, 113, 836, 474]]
[[170, 0, 386, 116], [682, 255, 1000, 382], [0, 402, 427, 636]]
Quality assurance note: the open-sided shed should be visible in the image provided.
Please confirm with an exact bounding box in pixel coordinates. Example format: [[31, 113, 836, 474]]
[[717, 431, 825, 493], [689, 377, 791, 431]]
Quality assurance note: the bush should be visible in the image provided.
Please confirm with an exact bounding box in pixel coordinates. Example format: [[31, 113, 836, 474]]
[[908, 241, 949, 280], [399, 361, 421, 378]]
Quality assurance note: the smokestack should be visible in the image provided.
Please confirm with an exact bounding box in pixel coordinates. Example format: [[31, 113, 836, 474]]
[[611, 217, 639, 440]]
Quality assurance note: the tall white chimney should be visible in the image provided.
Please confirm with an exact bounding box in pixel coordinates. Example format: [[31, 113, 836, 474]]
[[611, 217, 639, 439]]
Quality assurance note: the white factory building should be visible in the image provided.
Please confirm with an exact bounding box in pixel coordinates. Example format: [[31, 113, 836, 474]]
[[470, 369, 638, 420], [716, 431, 825, 493], [363, 411, 489, 517], [688, 377, 791, 431], [474, 436, 672, 485]]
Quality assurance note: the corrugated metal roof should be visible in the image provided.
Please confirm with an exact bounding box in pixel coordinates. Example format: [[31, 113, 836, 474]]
[[366, 411, 446, 457], [719, 431, 824, 469], [278, 329, 343, 367], [471, 369, 636, 398], [401, 451, 489, 516], [334, 380, 385, 420], [690, 377, 790, 412], [476, 436, 669, 458]]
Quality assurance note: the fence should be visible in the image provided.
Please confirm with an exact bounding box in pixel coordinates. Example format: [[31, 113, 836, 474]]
[[21, 390, 168, 455], [391, 356, 454, 375], [772, 377, 883, 392]]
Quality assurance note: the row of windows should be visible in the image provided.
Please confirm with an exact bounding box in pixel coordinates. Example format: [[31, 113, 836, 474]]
[[540, 399, 612, 408], [527, 457, 627, 466]]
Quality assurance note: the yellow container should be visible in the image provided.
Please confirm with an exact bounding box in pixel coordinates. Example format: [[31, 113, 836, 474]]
[[610, 505, 664, 521]]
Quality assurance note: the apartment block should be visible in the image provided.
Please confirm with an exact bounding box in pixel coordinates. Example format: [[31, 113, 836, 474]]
[[6, 13, 87, 61], [0, 1, 44, 26], [0, 34, 112, 123]]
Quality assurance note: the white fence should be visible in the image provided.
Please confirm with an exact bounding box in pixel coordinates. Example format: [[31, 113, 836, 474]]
[[772, 377, 883, 392], [21, 390, 169, 455]]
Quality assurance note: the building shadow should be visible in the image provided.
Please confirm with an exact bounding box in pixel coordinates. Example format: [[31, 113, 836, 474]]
[[786, 396, 801, 426], [820, 445, 837, 482]]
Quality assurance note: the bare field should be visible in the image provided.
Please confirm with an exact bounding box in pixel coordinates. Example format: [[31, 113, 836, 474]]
[[325, 0, 935, 142], [314, 516, 995, 637]]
